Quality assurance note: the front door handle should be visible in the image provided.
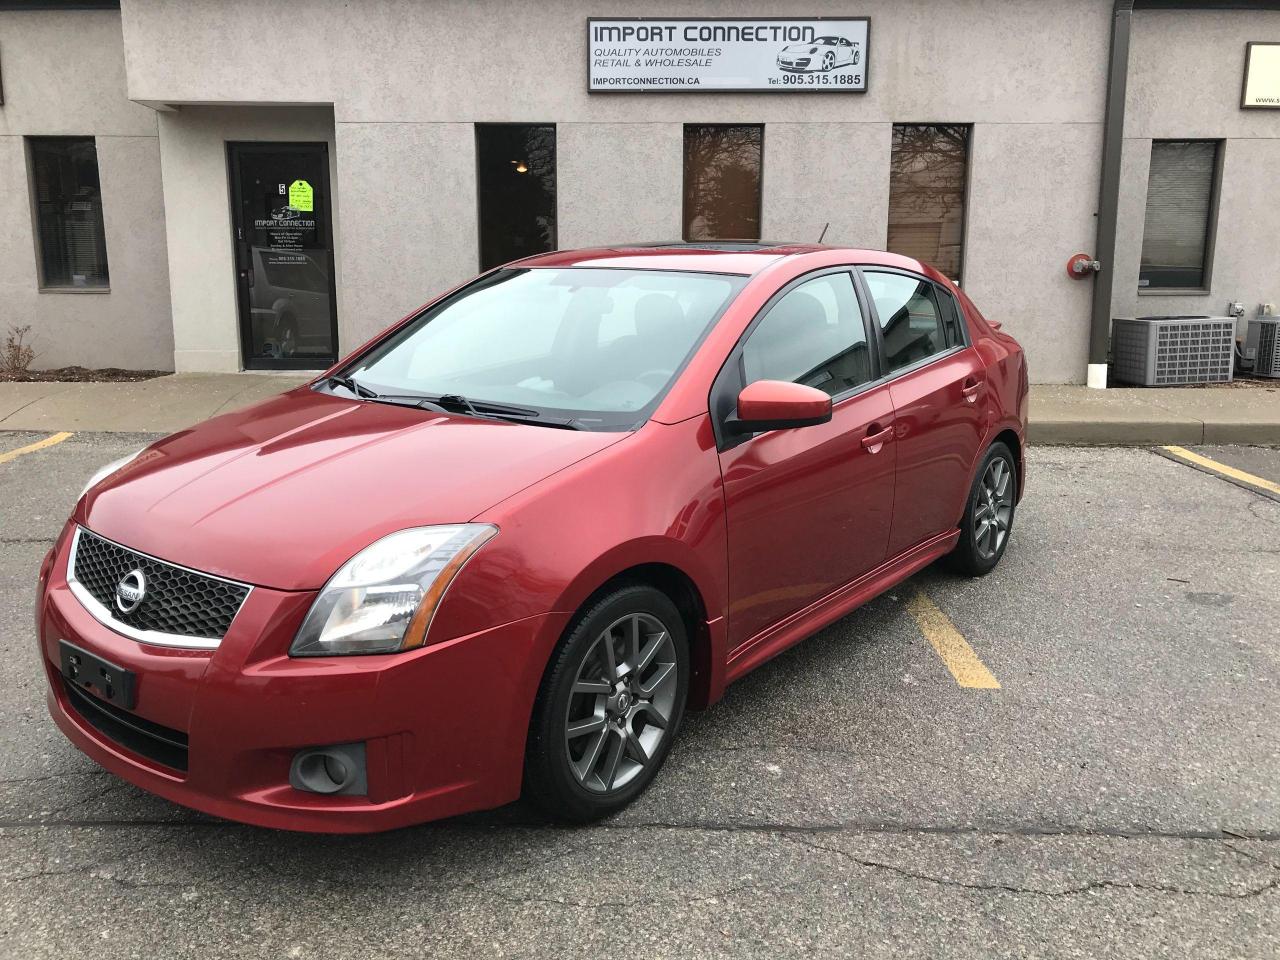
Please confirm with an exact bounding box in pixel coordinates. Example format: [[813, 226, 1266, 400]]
[[861, 424, 894, 453], [961, 377, 983, 402]]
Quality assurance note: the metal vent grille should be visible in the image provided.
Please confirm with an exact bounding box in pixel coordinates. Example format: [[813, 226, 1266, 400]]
[[70, 528, 250, 644], [1111, 316, 1234, 386], [1252, 319, 1280, 378]]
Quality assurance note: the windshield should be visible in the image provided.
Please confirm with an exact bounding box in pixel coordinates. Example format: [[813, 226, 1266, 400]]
[[343, 267, 746, 429]]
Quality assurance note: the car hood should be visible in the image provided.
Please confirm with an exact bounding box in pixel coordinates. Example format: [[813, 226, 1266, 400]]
[[80, 389, 627, 590]]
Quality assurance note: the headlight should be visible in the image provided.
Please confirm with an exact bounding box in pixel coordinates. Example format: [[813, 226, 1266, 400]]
[[290, 524, 497, 657], [79, 449, 144, 501]]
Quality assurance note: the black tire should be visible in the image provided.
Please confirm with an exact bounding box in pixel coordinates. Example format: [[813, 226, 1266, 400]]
[[948, 441, 1017, 577], [822, 52, 835, 71], [524, 583, 689, 823]]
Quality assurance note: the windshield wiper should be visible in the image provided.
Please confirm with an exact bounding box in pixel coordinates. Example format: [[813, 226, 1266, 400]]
[[325, 374, 378, 399], [325, 382, 584, 429], [424, 394, 583, 430], [434, 394, 542, 418]]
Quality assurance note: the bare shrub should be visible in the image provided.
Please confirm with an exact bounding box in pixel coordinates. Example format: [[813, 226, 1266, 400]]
[[2, 325, 37, 375]]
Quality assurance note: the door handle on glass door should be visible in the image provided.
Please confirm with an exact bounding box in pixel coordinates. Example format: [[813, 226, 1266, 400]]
[[961, 377, 983, 402], [861, 424, 894, 453]]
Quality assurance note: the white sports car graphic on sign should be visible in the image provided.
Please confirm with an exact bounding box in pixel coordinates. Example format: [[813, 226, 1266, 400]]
[[776, 36, 861, 73]]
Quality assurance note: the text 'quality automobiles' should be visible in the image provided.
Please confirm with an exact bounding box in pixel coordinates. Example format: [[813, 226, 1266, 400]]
[[37, 242, 1027, 831]]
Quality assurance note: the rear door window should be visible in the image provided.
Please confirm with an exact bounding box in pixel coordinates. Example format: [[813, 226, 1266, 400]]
[[863, 271, 950, 374]]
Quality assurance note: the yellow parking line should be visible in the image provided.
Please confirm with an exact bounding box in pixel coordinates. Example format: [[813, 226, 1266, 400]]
[[0, 431, 73, 465], [1161, 445, 1280, 497], [906, 588, 1001, 689]]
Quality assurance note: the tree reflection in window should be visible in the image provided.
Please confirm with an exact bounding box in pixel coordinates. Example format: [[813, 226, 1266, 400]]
[[887, 124, 970, 281], [683, 125, 763, 241]]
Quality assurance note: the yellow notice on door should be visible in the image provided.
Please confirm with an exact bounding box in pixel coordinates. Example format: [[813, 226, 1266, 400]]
[[288, 180, 314, 212]]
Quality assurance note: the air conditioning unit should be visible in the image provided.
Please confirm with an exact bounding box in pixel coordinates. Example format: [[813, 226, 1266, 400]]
[[1110, 315, 1234, 386], [1243, 318, 1280, 378]]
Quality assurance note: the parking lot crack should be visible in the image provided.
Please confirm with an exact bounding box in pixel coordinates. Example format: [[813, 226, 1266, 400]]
[[783, 836, 1280, 900]]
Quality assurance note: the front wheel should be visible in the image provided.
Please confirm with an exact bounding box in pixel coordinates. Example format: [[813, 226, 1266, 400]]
[[948, 441, 1017, 576], [524, 584, 689, 822], [822, 51, 835, 71]]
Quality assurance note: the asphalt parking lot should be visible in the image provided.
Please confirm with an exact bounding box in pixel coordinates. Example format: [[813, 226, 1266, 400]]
[[1, 432, 1277, 959]]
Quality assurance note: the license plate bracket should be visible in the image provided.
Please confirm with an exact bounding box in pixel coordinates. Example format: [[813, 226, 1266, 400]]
[[59, 640, 136, 710]]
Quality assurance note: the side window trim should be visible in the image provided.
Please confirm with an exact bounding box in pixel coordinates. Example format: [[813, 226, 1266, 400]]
[[933, 282, 970, 349], [856, 266, 971, 384]]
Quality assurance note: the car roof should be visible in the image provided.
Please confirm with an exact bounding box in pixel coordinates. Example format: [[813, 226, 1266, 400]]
[[514, 242, 933, 277]]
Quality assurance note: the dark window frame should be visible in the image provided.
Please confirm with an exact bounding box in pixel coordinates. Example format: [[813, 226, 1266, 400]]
[[26, 135, 110, 292], [682, 123, 765, 243], [886, 123, 972, 284], [1138, 138, 1223, 296], [474, 122, 558, 273]]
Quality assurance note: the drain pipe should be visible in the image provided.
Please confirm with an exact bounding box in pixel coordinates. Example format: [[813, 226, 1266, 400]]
[[1087, 0, 1134, 389]]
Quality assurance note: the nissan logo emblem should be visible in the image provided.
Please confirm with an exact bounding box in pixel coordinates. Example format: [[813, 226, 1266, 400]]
[[115, 569, 147, 614]]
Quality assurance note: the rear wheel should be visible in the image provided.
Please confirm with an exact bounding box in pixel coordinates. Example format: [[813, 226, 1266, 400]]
[[524, 584, 688, 822], [949, 441, 1017, 576]]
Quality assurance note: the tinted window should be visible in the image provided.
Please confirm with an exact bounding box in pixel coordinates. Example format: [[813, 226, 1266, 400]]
[[742, 272, 872, 396], [476, 124, 556, 271], [1139, 140, 1219, 290], [865, 271, 949, 373], [886, 124, 969, 282], [683, 125, 763, 241], [28, 137, 109, 288]]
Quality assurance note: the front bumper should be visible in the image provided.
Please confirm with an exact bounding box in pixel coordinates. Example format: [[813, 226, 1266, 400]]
[[38, 524, 568, 832]]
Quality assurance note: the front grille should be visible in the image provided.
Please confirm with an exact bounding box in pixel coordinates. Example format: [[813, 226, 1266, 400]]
[[62, 676, 189, 772], [71, 528, 250, 642]]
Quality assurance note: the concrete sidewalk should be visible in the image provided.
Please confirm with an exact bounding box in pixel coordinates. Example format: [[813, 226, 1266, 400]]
[[0, 373, 1277, 444]]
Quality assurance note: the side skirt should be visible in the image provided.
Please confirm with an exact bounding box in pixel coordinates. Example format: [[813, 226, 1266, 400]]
[[724, 529, 961, 685]]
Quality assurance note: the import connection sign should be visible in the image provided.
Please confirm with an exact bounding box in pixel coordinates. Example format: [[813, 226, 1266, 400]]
[[587, 18, 870, 93]]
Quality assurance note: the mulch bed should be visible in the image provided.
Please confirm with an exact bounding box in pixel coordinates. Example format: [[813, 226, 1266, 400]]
[[0, 367, 169, 383]]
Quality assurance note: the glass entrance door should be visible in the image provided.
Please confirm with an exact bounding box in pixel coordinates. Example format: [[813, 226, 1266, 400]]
[[229, 142, 338, 369]]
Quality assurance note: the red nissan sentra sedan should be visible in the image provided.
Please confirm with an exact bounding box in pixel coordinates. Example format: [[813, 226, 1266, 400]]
[[37, 242, 1027, 832]]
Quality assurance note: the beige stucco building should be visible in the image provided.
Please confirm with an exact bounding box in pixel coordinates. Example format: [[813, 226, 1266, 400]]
[[1, 0, 1277, 383]]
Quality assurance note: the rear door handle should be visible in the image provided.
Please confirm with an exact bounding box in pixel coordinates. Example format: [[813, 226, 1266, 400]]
[[961, 377, 983, 402], [861, 424, 894, 452]]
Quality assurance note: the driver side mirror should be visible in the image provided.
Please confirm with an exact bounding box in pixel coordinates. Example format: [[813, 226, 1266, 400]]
[[725, 380, 832, 436]]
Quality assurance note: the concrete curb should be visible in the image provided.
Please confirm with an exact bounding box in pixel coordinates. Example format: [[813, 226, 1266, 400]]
[[1028, 419, 1280, 446]]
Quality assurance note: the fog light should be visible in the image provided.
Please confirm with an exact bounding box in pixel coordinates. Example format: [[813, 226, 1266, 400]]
[[289, 743, 368, 796]]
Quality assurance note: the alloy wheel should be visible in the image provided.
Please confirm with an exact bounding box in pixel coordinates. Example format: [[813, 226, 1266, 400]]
[[823, 52, 835, 70], [564, 612, 678, 794], [973, 457, 1014, 560]]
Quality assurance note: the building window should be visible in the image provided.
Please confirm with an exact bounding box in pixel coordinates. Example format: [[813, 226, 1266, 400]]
[[476, 124, 557, 272], [1139, 140, 1220, 291], [28, 137, 109, 288], [886, 124, 970, 282], [683, 124, 763, 242]]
